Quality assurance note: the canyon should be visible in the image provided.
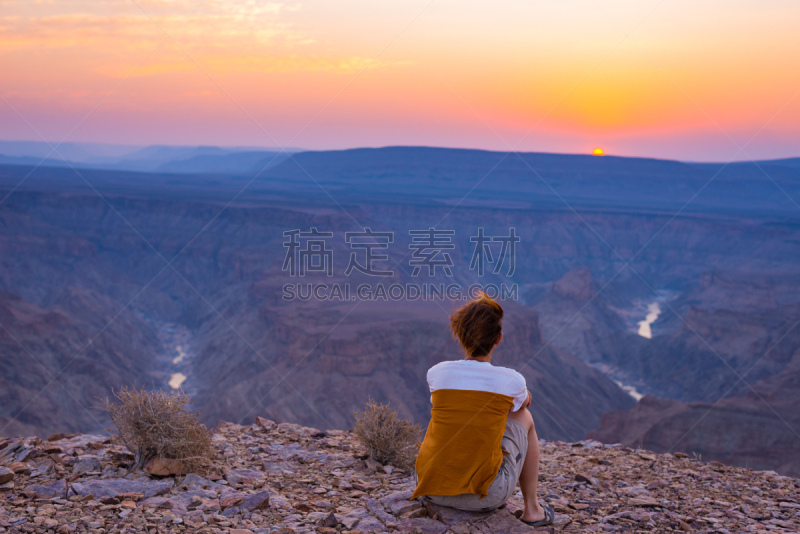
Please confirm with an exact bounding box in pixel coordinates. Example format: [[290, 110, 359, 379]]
[[0, 146, 799, 475]]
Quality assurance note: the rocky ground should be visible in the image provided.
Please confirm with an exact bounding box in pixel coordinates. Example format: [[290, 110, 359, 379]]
[[1, 418, 799, 534]]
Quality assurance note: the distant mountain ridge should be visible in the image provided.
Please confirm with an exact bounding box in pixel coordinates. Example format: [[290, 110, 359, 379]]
[[0, 141, 299, 175], [2, 145, 800, 216], [1, 142, 798, 211]]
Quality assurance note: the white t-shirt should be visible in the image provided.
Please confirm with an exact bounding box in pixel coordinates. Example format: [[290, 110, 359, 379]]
[[427, 359, 528, 412]]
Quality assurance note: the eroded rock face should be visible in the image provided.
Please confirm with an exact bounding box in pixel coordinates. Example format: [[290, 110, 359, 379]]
[[587, 379, 800, 478], [0, 289, 159, 438], [552, 267, 596, 302], [595, 302, 800, 404], [2, 418, 799, 534], [585, 301, 800, 478]]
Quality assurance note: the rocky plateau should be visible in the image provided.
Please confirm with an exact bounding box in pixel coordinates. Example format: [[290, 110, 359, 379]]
[[1, 418, 799, 534]]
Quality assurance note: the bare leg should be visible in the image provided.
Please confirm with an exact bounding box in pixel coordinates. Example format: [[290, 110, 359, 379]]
[[507, 407, 545, 523]]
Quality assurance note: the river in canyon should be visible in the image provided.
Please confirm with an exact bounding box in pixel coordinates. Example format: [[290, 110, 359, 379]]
[[637, 302, 661, 339], [154, 322, 195, 392], [629, 290, 680, 339]]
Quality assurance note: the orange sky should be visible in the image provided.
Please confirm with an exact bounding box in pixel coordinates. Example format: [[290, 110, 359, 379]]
[[1, 0, 799, 161]]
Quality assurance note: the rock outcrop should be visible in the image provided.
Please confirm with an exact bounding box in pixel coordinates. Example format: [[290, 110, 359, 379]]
[[551, 267, 597, 303], [2, 419, 800, 534]]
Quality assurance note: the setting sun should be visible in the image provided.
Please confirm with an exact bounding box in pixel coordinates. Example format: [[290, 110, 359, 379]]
[[1, 0, 799, 159], [593, 148, 605, 156]]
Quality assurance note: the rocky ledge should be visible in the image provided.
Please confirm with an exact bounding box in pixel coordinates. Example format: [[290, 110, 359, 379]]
[[1, 418, 799, 534]]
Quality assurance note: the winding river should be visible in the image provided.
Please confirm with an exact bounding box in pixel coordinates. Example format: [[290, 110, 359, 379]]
[[637, 301, 662, 339]]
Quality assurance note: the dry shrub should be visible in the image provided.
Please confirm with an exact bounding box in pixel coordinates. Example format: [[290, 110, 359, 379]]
[[105, 386, 214, 471], [353, 399, 421, 470]]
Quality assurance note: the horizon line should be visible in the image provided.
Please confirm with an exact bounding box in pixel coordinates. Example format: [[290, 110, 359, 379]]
[[0, 139, 798, 166]]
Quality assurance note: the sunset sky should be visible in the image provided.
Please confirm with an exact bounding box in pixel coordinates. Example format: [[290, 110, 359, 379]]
[[1, 0, 799, 161]]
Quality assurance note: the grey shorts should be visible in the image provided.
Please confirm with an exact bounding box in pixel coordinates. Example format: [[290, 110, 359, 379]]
[[418, 418, 529, 512]]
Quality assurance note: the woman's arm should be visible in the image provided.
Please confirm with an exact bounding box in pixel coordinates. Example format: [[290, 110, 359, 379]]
[[511, 389, 532, 412]]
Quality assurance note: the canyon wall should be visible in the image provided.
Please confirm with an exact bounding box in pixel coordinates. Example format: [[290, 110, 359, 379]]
[[1, 147, 799, 474]]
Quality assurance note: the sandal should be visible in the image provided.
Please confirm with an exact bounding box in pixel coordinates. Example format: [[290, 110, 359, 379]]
[[520, 504, 554, 527]]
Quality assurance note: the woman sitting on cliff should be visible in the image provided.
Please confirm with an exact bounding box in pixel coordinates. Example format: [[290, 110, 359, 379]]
[[412, 292, 554, 527]]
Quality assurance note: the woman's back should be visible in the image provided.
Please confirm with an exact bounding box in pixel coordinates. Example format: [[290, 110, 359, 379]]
[[412, 359, 527, 499]]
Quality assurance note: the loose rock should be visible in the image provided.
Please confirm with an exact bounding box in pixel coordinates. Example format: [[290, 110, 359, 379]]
[[0, 466, 13, 484], [1, 422, 798, 534], [143, 456, 187, 476]]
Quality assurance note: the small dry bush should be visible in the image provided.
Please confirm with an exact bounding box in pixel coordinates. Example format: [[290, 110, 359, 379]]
[[353, 399, 421, 470], [105, 386, 214, 471]]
